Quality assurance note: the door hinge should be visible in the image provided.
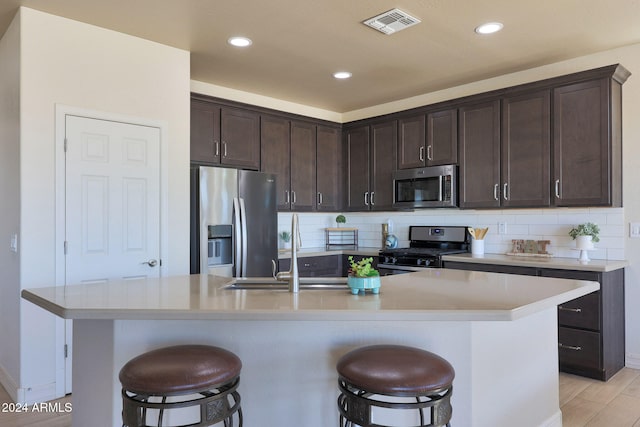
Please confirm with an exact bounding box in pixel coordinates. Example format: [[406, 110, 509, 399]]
[[64, 344, 68, 358], [64, 241, 68, 255]]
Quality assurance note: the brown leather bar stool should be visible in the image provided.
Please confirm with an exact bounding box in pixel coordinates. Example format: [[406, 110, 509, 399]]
[[119, 345, 242, 427], [337, 344, 454, 427]]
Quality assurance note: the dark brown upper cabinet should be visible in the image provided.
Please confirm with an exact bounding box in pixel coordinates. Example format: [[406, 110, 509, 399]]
[[345, 126, 370, 211], [501, 90, 551, 207], [427, 109, 458, 165], [459, 100, 501, 208], [345, 121, 396, 211], [191, 99, 260, 169], [316, 126, 342, 211], [191, 100, 221, 165], [261, 116, 317, 211], [553, 74, 625, 207], [220, 107, 260, 169], [397, 109, 457, 170], [290, 121, 317, 211], [397, 115, 425, 169], [260, 115, 291, 210]]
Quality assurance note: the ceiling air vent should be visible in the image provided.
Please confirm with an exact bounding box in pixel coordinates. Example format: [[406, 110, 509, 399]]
[[363, 8, 421, 35]]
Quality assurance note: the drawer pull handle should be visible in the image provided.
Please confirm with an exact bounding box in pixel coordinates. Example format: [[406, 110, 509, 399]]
[[558, 343, 582, 351], [559, 306, 582, 313]]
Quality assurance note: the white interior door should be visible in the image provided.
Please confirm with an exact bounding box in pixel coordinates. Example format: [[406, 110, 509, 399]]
[[63, 115, 162, 392]]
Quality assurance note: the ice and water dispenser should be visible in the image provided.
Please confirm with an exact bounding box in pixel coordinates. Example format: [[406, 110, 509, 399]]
[[207, 225, 232, 266]]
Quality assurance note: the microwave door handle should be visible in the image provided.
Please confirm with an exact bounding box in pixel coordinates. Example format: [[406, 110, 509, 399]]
[[438, 176, 443, 202], [233, 198, 242, 277]]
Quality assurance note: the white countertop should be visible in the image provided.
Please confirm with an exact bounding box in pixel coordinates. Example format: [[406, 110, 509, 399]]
[[22, 269, 598, 322], [442, 253, 628, 272]]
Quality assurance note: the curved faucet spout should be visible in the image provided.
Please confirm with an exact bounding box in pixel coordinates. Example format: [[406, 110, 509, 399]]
[[276, 214, 300, 292]]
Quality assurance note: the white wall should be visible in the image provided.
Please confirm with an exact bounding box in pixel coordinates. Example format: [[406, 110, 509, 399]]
[[5, 7, 191, 403], [0, 13, 21, 400]]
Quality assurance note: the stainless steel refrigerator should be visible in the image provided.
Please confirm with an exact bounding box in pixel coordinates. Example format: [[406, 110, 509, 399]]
[[190, 166, 278, 277]]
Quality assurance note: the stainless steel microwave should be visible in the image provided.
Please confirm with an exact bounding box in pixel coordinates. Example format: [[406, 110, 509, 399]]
[[393, 165, 458, 208]]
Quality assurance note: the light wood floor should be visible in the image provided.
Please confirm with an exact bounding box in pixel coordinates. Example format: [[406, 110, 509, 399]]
[[1, 368, 639, 426]]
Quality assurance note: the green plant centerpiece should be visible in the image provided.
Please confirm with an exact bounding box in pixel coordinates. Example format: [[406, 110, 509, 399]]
[[568, 222, 600, 242], [279, 231, 291, 242], [279, 231, 291, 249], [569, 222, 599, 262], [346, 256, 380, 295], [335, 214, 346, 227]]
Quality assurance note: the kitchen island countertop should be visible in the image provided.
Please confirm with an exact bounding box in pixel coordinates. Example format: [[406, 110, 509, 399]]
[[21, 269, 597, 322], [22, 270, 597, 427]]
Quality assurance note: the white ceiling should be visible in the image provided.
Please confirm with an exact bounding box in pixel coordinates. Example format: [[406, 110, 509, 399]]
[[1, 0, 639, 113]]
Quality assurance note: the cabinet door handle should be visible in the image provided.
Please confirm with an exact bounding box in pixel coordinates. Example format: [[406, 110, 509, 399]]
[[555, 179, 561, 198], [419, 146, 425, 162], [559, 306, 582, 313], [222, 142, 227, 157], [214, 141, 219, 156], [427, 145, 433, 161], [292, 191, 296, 204], [285, 190, 290, 204], [317, 192, 323, 206], [371, 192, 375, 206], [503, 183, 509, 200], [364, 192, 369, 206], [558, 343, 582, 351], [493, 184, 499, 201]]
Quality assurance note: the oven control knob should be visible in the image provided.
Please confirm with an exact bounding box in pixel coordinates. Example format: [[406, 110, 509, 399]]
[[416, 258, 424, 266], [391, 257, 398, 265]]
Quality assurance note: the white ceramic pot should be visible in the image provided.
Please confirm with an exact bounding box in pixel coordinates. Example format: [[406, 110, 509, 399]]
[[575, 235, 594, 250]]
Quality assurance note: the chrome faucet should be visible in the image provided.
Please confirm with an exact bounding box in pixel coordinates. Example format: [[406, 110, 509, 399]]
[[276, 214, 300, 293]]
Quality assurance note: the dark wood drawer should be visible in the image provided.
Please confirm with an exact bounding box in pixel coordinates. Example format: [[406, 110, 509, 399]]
[[558, 291, 600, 331], [558, 327, 601, 371], [444, 261, 538, 276], [279, 255, 341, 277]]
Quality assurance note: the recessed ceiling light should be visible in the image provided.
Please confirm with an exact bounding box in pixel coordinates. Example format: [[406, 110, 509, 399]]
[[333, 71, 352, 79], [474, 22, 504, 35], [228, 36, 252, 47]]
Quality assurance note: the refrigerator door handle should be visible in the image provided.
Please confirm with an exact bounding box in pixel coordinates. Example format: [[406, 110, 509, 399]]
[[233, 197, 242, 277], [239, 198, 249, 277]]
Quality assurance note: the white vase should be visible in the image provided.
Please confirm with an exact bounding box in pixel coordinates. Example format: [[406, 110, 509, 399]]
[[575, 235, 594, 250]]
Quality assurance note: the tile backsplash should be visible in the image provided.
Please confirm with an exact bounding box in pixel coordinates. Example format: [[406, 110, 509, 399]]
[[278, 207, 625, 260]]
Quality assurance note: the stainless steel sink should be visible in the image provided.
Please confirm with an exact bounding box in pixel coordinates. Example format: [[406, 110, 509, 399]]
[[224, 277, 348, 290]]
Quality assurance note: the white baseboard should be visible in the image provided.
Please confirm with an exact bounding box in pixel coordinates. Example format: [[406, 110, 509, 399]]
[[18, 382, 59, 405], [541, 409, 563, 427], [626, 352, 640, 370], [0, 362, 19, 403]]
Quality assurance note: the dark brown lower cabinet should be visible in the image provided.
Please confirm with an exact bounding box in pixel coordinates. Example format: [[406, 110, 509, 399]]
[[444, 261, 625, 381], [278, 255, 341, 277]]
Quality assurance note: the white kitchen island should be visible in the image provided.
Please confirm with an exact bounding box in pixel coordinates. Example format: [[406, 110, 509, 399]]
[[22, 269, 598, 427]]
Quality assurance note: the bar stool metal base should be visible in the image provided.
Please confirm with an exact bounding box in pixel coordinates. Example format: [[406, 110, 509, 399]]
[[121, 376, 242, 427], [337, 378, 452, 427]]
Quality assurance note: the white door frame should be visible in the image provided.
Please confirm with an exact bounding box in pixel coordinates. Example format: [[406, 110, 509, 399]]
[[54, 104, 170, 395]]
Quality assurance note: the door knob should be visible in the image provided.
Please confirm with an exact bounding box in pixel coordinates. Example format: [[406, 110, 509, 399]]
[[142, 259, 158, 267]]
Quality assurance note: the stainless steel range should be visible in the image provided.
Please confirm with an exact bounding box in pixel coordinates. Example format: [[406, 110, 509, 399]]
[[378, 225, 470, 275]]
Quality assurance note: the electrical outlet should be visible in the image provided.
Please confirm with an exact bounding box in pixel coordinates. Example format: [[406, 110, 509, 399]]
[[630, 222, 640, 238], [498, 222, 507, 234], [10, 234, 18, 253]]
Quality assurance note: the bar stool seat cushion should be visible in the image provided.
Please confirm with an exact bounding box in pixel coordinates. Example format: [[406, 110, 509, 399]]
[[337, 344, 454, 397], [119, 345, 242, 395]]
